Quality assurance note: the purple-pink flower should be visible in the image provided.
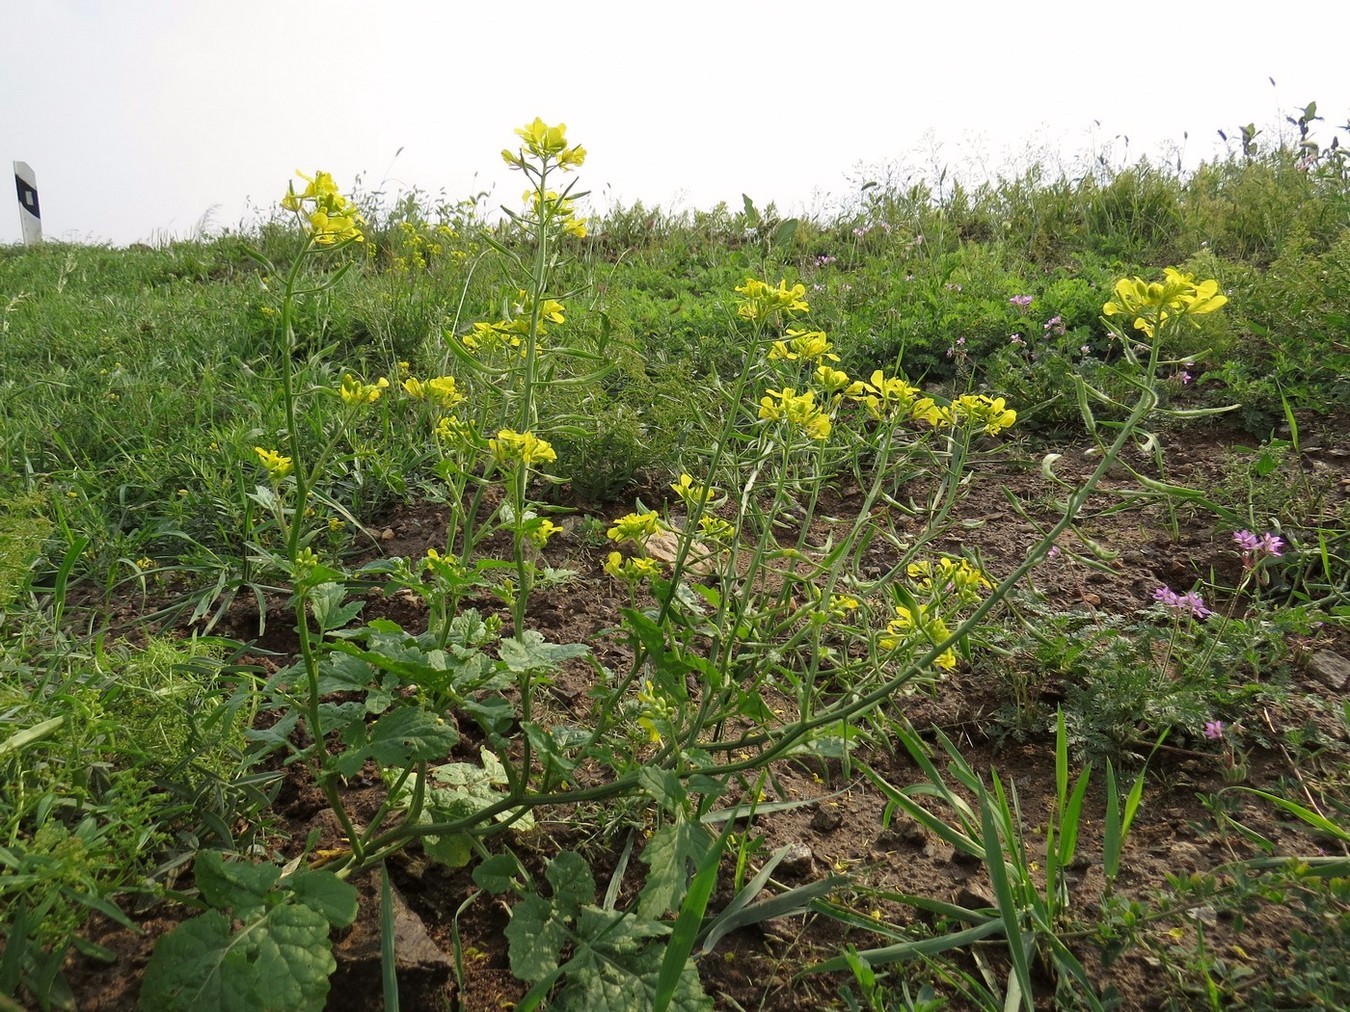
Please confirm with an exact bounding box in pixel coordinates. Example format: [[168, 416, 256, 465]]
[[1043, 315, 1066, 336], [1152, 586, 1213, 619], [1010, 295, 1033, 308], [1203, 720, 1225, 740], [1233, 529, 1285, 568]]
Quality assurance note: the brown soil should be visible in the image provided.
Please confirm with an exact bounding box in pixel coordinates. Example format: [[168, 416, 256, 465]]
[[61, 418, 1350, 1011]]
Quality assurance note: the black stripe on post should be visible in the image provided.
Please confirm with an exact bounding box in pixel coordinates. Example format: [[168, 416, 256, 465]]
[[15, 175, 40, 219]]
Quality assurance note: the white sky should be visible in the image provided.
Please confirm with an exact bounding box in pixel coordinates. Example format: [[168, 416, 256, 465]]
[[2, 0, 1348, 246]]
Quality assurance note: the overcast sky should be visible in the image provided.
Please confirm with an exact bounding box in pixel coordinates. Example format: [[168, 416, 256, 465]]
[[3, 0, 1348, 246]]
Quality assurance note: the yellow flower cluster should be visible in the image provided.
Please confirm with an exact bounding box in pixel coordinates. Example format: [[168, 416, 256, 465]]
[[879, 603, 957, 670], [403, 375, 465, 410], [848, 370, 940, 425], [735, 278, 810, 322], [907, 557, 993, 607], [670, 473, 719, 508], [515, 291, 567, 328], [937, 394, 1017, 436], [281, 170, 365, 245], [759, 387, 832, 441], [607, 511, 664, 546], [698, 515, 736, 543], [1103, 268, 1227, 337], [502, 118, 586, 170], [389, 220, 461, 272], [635, 681, 670, 743], [254, 446, 294, 481], [489, 429, 557, 468], [340, 374, 390, 406], [526, 190, 587, 238], [815, 366, 852, 394], [461, 319, 526, 353], [527, 517, 563, 548], [434, 415, 475, 448], [605, 551, 661, 583], [768, 329, 839, 363]]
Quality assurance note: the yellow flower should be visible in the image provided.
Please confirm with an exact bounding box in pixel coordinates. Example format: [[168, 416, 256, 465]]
[[670, 473, 718, 507], [434, 415, 474, 447], [528, 517, 563, 548], [828, 593, 860, 620], [938, 394, 1017, 435], [607, 511, 664, 545], [424, 376, 464, 409], [848, 369, 935, 423], [734, 278, 810, 321], [605, 551, 661, 584], [504, 118, 585, 170], [767, 329, 839, 363], [254, 446, 294, 480], [1103, 268, 1227, 337], [490, 429, 557, 468], [814, 365, 852, 394], [907, 557, 993, 605], [340, 374, 390, 406], [879, 603, 957, 670], [283, 170, 365, 245], [758, 387, 832, 440], [698, 515, 737, 543]]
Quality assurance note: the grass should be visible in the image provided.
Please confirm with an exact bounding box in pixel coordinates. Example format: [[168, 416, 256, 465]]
[[1, 109, 1348, 1011]]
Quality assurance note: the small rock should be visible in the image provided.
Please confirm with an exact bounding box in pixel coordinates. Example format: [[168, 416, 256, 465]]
[[956, 885, 995, 910], [776, 841, 815, 878], [923, 838, 953, 863], [1185, 904, 1218, 927], [898, 819, 928, 845], [380, 527, 395, 541], [760, 915, 803, 941], [810, 805, 844, 834], [951, 848, 984, 869], [1309, 650, 1350, 691]]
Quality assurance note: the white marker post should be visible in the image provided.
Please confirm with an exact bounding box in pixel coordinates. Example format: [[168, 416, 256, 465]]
[[14, 162, 42, 244]]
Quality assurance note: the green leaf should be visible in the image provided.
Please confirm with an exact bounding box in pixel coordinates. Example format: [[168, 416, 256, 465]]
[[308, 582, 364, 633], [285, 869, 359, 928], [193, 852, 280, 920], [505, 893, 569, 982], [545, 851, 596, 914], [556, 907, 710, 1011], [638, 820, 713, 919], [499, 630, 589, 673], [314, 651, 377, 694], [423, 833, 474, 869], [139, 903, 337, 1012], [472, 852, 527, 895], [367, 706, 459, 766], [0, 716, 65, 757], [638, 767, 687, 814]]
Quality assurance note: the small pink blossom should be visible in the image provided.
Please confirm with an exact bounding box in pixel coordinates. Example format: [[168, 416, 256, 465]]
[[1203, 720, 1225, 740], [1234, 529, 1285, 568], [1152, 586, 1213, 619]]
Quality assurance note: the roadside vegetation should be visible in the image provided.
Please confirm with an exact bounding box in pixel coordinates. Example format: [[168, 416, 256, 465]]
[[1, 106, 1347, 1011]]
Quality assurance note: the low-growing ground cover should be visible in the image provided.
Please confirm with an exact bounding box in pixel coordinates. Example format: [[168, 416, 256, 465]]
[[1, 116, 1348, 1011]]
